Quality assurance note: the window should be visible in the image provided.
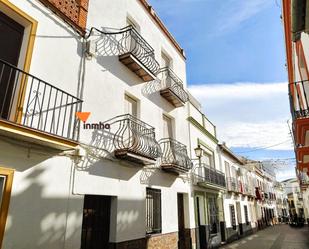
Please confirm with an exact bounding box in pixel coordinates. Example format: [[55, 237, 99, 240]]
[[201, 151, 214, 168], [229, 205, 236, 230], [244, 205, 249, 225], [146, 188, 161, 234], [162, 114, 173, 138], [207, 195, 219, 234], [124, 94, 138, 117]]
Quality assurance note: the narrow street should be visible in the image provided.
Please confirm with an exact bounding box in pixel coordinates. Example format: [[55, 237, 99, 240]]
[[221, 225, 309, 249]]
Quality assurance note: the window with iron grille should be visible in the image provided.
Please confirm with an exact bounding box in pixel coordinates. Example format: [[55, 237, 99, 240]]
[[207, 195, 219, 234], [229, 205, 236, 230], [244, 205, 249, 225], [146, 188, 161, 234]]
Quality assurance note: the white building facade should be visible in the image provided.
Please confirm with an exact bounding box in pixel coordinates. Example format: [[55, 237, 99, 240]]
[[0, 0, 196, 248], [219, 144, 256, 243]]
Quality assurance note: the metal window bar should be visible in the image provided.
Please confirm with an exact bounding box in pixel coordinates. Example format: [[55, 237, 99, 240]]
[[106, 114, 161, 159], [208, 196, 219, 234], [159, 138, 192, 172], [289, 80, 309, 119], [87, 26, 160, 76], [157, 67, 189, 103], [230, 205, 236, 230], [0, 58, 82, 140], [193, 163, 226, 187], [146, 188, 161, 234]]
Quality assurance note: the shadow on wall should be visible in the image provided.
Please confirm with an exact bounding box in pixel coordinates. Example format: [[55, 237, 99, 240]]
[[140, 167, 180, 188], [141, 79, 175, 113], [94, 34, 144, 86], [76, 129, 141, 181], [3, 166, 84, 249]]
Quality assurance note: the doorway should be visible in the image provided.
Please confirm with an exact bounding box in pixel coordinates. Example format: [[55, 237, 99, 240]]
[[196, 195, 207, 249], [0, 11, 24, 119], [236, 202, 243, 235], [178, 193, 186, 249], [81, 195, 111, 249], [0, 168, 14, 248]]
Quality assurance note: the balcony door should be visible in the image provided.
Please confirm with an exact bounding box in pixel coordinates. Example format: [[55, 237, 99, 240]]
[[161, 52, 172, 88], [124, 94, 137, 117], [124, 95, 138, 151], [163, 115, 173, 138], [0, 12, 24, 119]]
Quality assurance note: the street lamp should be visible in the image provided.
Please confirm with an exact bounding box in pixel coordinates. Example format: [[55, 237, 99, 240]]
[[194, 144, 202, 166]]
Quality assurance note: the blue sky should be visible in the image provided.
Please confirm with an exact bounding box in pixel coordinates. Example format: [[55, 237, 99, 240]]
[[148, 0, 285, 83], [148, 0, 295, 180]]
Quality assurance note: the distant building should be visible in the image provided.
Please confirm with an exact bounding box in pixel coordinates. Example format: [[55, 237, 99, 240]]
[[281, 178, 305, 218]]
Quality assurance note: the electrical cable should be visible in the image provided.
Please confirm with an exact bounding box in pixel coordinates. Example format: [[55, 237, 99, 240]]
[[235, 139, 292, 154]]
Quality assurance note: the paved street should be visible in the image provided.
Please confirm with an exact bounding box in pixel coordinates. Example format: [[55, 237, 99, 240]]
[[221, 224, 309, 249]]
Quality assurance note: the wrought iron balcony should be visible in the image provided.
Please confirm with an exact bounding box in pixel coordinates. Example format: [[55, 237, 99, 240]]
[[242, 183, 255, 196], [226, 177, 238, 192], [0, 59, 82, 141], [89, 26, 160, 82], [159, 138, 192, 174], [193, 163, 226, 188], [108, 114, 161, 165], [289, 80, 309, 119], [157, 68, 188, 107]]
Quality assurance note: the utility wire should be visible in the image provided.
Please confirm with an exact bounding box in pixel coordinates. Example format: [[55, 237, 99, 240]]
[[235, 140, 292, 154]]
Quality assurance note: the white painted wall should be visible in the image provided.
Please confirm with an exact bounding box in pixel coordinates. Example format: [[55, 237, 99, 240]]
[[1, 0, 192, 248]]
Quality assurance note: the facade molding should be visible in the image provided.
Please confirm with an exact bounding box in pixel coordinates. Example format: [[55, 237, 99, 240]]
[[187, 116, 218, 144]]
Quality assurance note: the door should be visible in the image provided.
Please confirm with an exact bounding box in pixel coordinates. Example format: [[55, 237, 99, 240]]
[[0, 12, 24, 119], [161, 52, 172, 87], [162, 115, 173, 138], [178, 193, 186, 249], [236, 202, 243, 235], [81, 195, 111, 249], [0, 168, 14, 248], [124, 94, 138, 149], [196, 195, 207, 249], [124, 94, 138, 117]]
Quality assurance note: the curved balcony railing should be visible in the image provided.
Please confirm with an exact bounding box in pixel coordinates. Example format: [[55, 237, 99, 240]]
[[0, 59, 82, 141], [159, 138, 192, 173], [107, 114, 161, 163], [193, 163, 226, 188], [226, 177, 238, 192], [88, 26, 160, 80], [157, 68, 188, 106]]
